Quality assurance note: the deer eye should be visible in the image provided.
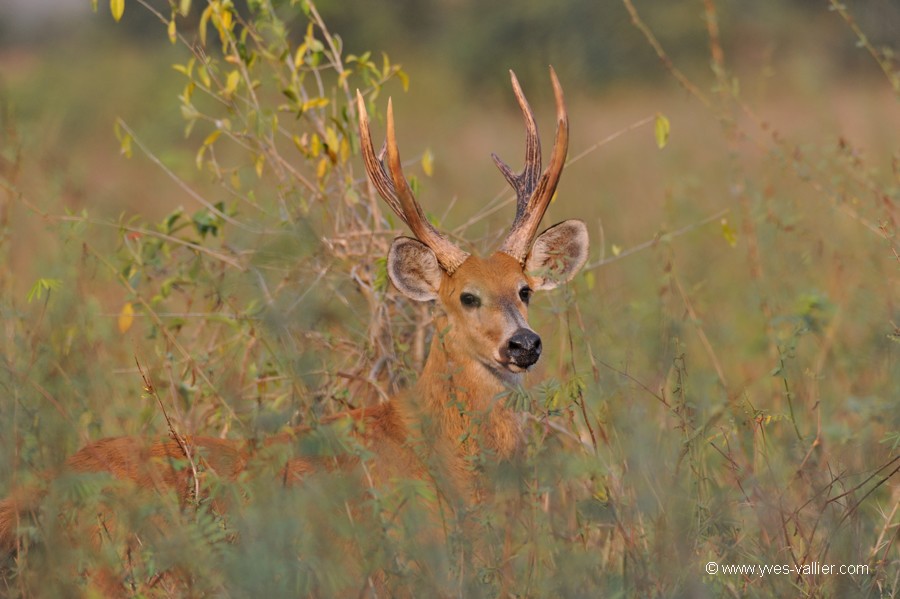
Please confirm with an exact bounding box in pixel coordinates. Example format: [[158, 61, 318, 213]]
[[518, 286, 533, 304], [460, 292, 481, 308]]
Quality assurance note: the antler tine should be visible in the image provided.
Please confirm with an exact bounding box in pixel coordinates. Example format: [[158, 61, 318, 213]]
[[357, 91, 405, 220], [499, 66, 569, 264], [384, 99, 438, 251], [491, 69, 541, 224], [357, 90, 469, 274]]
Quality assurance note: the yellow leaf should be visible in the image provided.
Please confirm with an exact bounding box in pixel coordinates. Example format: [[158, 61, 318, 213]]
[[171, 58, 193, 77], [168, 19, 177, 44], [396, 70, 409, 92], [203, 130, 221, 147], [255, 154, 265, 178], [120, 133, 132, 159], [118, 302, 135, 334], [300, 97, 329, 112], [654, 113, 670, 149], [219, 8, 232, 33], [324, 127, 339, 156], [339, 137, 350, 165], [316, 157, 329, 182], [195, 144, 207, 169], [224, 70, 240, 97], [178, 0, 191, 17], [421, 148, 434, 177], [110, 0, 124, 22], [611, 244, 622, 257], [199, 5, 212, 47], [198, 65, 211, 88], [294, 43, 308, 68], [720, 218, 738, 247], [584, 270, 595, 291], [114, 120, 133, 158]]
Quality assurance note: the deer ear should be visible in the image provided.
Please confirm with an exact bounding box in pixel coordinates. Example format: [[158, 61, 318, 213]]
[[387, 237, 443, 301], [525, 219, 590, 291]]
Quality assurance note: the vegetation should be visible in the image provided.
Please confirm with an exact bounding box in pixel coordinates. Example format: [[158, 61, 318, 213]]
[[0, 0, 897, 596]]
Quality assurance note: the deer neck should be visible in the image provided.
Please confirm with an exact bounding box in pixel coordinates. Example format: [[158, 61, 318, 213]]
[[400, 328, 523, 464]]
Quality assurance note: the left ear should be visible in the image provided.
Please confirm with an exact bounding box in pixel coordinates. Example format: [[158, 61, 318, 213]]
[[524, 219, 590, 290]]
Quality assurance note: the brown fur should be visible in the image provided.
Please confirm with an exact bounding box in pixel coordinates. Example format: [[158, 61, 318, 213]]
[[3, 71, 591, 593], [0, 251, 547, 561]]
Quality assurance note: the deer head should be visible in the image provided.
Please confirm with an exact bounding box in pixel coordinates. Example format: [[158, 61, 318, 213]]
[[357, 67, 588, 383]]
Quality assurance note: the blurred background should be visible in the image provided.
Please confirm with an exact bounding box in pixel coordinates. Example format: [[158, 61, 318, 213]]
[[1, 0, 898, 595], [2, 0, 898, 274], [3, 0, 899, 220]]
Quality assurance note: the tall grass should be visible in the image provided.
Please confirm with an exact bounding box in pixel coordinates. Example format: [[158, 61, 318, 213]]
[[1, 0, 897, 596]]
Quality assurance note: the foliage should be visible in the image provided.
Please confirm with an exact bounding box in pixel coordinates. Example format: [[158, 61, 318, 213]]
[[0, 0, 898, 597]]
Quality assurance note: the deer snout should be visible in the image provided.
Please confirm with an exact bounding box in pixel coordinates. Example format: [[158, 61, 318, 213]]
[[506, 328, 542, 368]]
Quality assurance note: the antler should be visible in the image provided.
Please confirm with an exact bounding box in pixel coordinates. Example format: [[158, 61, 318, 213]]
[[357, 91, 470, 274], [493, 66, 569, 264]]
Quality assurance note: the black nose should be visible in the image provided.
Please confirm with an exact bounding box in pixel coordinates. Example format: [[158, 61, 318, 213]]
[[506, 328, 542, 368]]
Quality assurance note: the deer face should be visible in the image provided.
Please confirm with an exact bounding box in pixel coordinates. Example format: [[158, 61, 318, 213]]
[[387, 220, 589, 380], [359, 66, 586, 381], [443, 252, 540, 375]]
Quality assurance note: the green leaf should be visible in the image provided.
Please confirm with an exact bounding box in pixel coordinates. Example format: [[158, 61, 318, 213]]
[[163, 208, 185, 233], [27, 278, 62, 303], [584, 270, 595, 291], [113, 121, 133, 158], [654, 113, 670, 149], [192, 206, 222, 238], [110, 0, 124, 22], [373, 257, 389, 293]]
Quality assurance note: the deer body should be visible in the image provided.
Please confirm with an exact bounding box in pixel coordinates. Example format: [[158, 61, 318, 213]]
[[1, 68, 589, 586]]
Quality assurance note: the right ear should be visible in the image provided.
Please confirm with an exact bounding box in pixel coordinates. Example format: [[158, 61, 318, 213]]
[[387, 237, 443, 301], [524, 219, 590, 290]]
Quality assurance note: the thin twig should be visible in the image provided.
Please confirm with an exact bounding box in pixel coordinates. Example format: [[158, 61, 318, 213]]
[[135, 356, 202, 506], [672, 273, 728, 390], [83, 241, 240, 424], [585, 209, 729, 270], [115, 120, 259, 233]]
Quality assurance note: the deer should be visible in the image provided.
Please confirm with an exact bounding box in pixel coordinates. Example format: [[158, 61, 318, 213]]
[[0, 66, 589, 585]]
